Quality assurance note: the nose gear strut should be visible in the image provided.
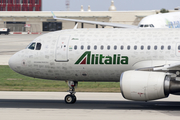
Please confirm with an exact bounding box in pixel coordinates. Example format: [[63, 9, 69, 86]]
[[64, 81, 78, 104]]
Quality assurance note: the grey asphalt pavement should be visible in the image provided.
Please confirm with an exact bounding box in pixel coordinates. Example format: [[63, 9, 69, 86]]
[[0, 92, 179, 120]]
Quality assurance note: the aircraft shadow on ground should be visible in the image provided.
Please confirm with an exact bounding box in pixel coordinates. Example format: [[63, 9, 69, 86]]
[[0, 99, 180, 110]]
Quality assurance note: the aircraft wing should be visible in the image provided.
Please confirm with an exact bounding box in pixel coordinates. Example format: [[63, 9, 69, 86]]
[[133, 60, 180, 71], [51, 11, 137, 28], [153, 62, 180, 71]]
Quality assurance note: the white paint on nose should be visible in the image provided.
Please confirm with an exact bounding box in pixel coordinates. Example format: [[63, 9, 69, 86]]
[[8, 53, 20, 72]]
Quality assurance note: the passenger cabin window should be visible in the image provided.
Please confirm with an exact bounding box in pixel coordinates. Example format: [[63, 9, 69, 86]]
[[100, 45, 104, 50], [161, 45, 164, 50], [74, 45, 77, 50], [114, 45, 117, 50], [134, 45, 137, 50], [154, 45, 157, 50], [94, 45, 97, 50], [168, 45, 171, 50], [178, 45, 180, 50], [28, 42, 36, 50], [87, 45, 90, 50], [36, 43, 42, 50], [107, 45, 110, 50], [121, 45, 124, 50]]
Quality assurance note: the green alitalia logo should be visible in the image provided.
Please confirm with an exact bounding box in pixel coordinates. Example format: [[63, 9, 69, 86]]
[[75, 51, 128, 65]]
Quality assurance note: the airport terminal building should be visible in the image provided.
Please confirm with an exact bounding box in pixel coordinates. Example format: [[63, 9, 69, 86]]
[[0, 0, 178, 34], [0, 0, 179, 34], [0, 10, 160, 34]]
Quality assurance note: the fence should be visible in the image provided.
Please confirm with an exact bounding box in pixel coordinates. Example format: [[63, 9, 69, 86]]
[[0, 24, 41, 33]]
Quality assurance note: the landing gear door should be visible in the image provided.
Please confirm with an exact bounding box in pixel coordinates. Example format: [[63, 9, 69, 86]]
[[55, 35, 70, 62], [176, 43, 180, 57]]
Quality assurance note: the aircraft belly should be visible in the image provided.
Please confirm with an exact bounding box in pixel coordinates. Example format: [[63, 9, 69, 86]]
[[68, 67, 124, 82]]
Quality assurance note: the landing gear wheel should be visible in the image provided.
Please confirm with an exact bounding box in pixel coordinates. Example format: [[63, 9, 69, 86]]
[[64, 94, 76, 104], [72, 95, 76, 103], [64, 81, 78, 104]]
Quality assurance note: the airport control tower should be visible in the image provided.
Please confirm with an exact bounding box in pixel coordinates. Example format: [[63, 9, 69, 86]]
[[0, 0, 42, 11]]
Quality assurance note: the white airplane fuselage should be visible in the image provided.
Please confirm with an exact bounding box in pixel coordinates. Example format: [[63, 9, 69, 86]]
[[138, 12, 180, 28], [9, 28, 180, 82]]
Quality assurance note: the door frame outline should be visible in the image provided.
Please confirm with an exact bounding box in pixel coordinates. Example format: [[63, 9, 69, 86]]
[[55, 35, 70, 62]]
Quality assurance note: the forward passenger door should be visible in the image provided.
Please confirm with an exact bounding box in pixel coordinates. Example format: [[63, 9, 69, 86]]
[[55, 35, 70, 62]]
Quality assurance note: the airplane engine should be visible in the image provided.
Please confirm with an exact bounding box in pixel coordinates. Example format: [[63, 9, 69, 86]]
[[120, 71, 180, 101]]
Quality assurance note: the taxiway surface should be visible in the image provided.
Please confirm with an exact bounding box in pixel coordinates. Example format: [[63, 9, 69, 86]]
[[0, 92, 180, 120]]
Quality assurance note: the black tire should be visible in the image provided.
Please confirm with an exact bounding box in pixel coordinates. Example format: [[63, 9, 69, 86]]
[[64, 94, 75, 104], [72, 95, 77, 103]]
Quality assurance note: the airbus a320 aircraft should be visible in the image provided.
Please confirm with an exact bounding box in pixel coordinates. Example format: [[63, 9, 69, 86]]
[[9, 27, 180, 104], [139, 12, 180, 28]]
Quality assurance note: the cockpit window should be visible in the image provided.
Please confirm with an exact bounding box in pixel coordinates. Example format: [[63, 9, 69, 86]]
[[36, 43, 42, 50], [139, 24, 154, 28], [28, 42, 36, 50], [150, 24, 154, 27], [144, 25, 149, 27], [140, 25, 143, 27]]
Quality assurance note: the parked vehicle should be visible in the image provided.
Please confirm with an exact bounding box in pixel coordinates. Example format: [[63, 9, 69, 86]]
[[0, 28, 10, 35]]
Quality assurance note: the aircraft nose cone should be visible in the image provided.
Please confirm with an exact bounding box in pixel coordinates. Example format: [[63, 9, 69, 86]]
[[8, 53, 20, 72]]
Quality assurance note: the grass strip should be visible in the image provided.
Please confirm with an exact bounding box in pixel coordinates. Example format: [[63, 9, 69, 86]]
[[0, 65, 120, 92]]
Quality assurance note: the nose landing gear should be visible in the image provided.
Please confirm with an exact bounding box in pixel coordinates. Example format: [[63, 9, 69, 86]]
[[64, 81, 78, 104], [65, 94, 76, 104]]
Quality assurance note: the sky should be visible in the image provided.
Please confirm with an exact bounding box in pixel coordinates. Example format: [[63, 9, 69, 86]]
[[42, 0, 180, 11]]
